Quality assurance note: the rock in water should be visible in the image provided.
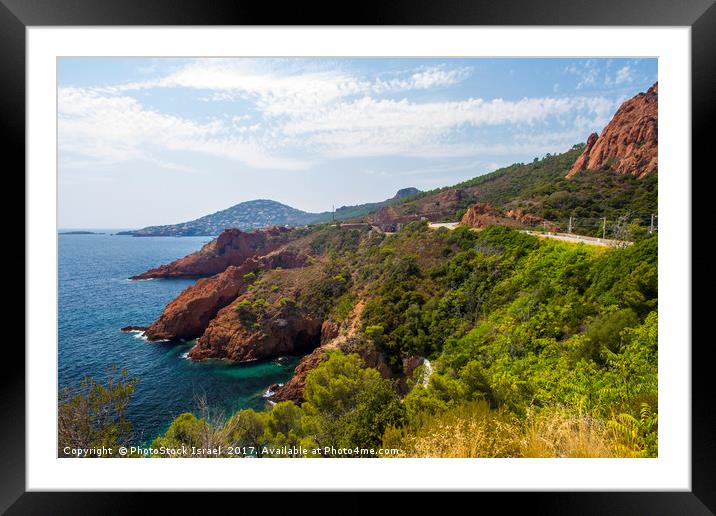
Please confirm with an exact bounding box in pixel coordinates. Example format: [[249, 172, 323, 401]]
[[144, 249, 308, 341], [130, 226, 293, 280]]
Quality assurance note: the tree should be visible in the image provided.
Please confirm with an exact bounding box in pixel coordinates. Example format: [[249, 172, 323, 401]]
[[301, 351, 404, 452], [225, 409, 266, 453], [151, 412, 207, 451], [58, 367, 138, 457]]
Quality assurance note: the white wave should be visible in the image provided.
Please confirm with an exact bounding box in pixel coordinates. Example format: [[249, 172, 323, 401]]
[[129, 330, 149, 342], [129, 330, 169, 344]]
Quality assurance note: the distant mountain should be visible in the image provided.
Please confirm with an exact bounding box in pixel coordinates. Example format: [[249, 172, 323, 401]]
[[119, 189, 421, 237], [327, 187, 421, 221]]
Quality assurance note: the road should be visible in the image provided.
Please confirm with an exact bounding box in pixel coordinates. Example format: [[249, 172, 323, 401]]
[[521, 230, 632, 247], [428, 222, 632, 247]]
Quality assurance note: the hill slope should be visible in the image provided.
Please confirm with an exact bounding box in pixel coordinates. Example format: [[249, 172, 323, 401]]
[[120, 188, 421, 237], [364, 149, 657, 235]]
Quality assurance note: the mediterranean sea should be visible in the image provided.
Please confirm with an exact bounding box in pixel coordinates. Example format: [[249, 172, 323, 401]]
[[58, 231, 300, 444]]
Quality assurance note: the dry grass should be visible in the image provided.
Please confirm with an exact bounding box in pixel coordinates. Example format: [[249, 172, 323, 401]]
[[400, 401, 522, 458], [397, 402, 638, 458], [520, 408, 616, 458]]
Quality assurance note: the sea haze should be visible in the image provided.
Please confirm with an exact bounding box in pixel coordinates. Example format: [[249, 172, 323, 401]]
[[58, 232, 300, 443]]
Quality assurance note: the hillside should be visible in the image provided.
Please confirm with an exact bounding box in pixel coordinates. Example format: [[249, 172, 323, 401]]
[[119, 188, 421, 237], [135, 222, 658, 458], [112, 81, 659, 458], [361, 85, 659, 236], [362, 149, 657, 236]]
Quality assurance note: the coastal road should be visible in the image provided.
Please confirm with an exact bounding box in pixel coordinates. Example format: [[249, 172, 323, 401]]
[[428, 222, 632, 247], [521, 230, 632, 247]]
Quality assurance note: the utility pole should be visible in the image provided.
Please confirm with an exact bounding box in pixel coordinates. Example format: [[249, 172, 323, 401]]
[[568, 216, 572, 234], [602, 217, 606, 239], [332, 204, 335, 222], [649, 213, 654, 234]]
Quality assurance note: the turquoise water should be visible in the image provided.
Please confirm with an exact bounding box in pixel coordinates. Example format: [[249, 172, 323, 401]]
[[58, 232, 301, 444]]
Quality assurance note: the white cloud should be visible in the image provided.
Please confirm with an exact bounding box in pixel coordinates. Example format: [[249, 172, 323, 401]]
[[615, 66, 633, 84], [372, 66, 471, 93], [105, 59, 472, 118], [565, 60, 601, 90], [59, 60, 621, 170], [278, 95, 616, 159], [59, 87, 310, 170]]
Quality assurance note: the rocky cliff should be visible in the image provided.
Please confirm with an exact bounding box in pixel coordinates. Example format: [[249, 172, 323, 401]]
[[460, 203, 527, 229], [189, 302, 323, 362], [269, 301, 393, 403], [144, 249, 308, 341], [130, 226, 293, 280], [567, 82, 658, 179]]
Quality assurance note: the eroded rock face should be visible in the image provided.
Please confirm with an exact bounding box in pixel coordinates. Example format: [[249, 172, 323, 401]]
[[189, 304, 323, 362], [270, 345, 328, 403], [567, 82, 658, 179], [460, 203, 516, 229], [144, 249, 308, 341], [269, 301, 392, 403], [130, 226, 292, 280], [269, 336, 393, 404], [505, 208, 544, 227], [435, 188, 464, 204], [372, 206, 403, 232]]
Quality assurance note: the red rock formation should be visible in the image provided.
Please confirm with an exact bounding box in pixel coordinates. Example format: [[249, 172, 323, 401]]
[[460, 203, 519, 229], [269, 336, 393, 404], [270, 346, 328, 403], [121, 325, 148, 333], [130, 226, 292, 280], [190, 302, 323, 362], [435, 188, 464, 205], [269, 300, 394, 403], [371, 206, 404, 232], [505, 208, 544, 226], [144, 249, 308, 341], [567, 82, 658, 179]]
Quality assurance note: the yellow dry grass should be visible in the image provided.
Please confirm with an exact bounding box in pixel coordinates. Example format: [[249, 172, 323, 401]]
[[396, 402, 633, 458]]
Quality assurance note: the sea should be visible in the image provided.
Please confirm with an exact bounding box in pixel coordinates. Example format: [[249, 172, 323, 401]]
[[58, 231, 301, 444]]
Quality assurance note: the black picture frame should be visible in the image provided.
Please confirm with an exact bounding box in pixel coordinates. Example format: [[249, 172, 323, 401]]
[[3, 0, 713, 513]]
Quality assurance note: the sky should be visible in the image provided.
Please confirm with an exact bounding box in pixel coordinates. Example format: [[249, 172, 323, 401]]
[[58, 57, 657, 229]]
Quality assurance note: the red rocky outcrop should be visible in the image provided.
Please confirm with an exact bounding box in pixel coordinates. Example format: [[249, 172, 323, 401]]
[[460, 203, 519, 229], [130, 226, 292, 280], [371, 206, 405, 232], [144, 249, 308, 341], [567, 82, 658, 179], [505, 208, 544, 227], [270, 346, 328, 403], [190, 302, 324, 362]]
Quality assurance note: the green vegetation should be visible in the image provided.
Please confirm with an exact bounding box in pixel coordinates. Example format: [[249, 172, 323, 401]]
[[234, 298, 269, 327], [146, 224, 657, 458], [72, 147, 659, 458], [58, 367, 139, 457], [382, 149, 657, 238], [148, 351, 403, 457]]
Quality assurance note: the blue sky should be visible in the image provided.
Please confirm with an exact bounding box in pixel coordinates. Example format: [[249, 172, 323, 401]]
[[58, 57, 657, 228]]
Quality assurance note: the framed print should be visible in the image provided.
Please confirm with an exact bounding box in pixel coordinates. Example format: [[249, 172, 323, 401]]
[[4, 0, 714, 512]]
